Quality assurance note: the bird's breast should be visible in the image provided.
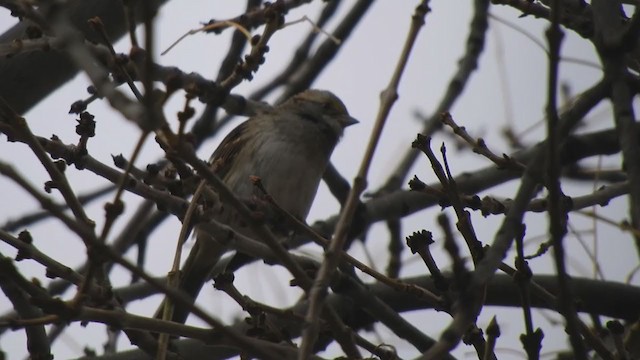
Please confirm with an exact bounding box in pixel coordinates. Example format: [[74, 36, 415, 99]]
[[223, 136, 329, 220]]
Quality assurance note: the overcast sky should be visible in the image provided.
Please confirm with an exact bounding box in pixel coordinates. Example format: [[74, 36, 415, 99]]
[[0, 1, 635, 359]]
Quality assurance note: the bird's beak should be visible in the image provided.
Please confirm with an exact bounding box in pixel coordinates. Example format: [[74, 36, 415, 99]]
[[340, 116, 359, 128]]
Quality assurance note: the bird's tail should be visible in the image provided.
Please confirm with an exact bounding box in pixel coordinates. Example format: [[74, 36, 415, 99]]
[[154, 230, 226, 324]]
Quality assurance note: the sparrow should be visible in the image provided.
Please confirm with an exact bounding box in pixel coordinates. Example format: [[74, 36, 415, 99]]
[[162, 89, 358, 324]]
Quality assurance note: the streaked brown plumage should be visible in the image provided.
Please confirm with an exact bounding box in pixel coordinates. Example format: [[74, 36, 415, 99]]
[[162, 90, 357, 324]]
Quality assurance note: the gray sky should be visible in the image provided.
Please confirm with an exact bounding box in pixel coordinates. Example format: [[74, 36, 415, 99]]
[[0, 1, 635, 359]]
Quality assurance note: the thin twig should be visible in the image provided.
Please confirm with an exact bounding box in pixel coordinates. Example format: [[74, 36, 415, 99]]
[[299, 3, 432, 358]]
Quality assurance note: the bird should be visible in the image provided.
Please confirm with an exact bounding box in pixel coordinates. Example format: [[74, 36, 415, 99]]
[[160, 89, 358, 324]]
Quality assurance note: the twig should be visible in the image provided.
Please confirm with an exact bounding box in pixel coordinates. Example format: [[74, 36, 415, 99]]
[[0, 229, 84, 289], [1, 184, 113, 232], [484, 317, 500, 360], [162, 21, 252, 56], [545, 1, 586, 355], [0, 98, 95, 231], [380, 0, 489, 191], [282, 15, 341, 44], [0, 255, 52, 359], [276, 0, 374, 101], [88, 17, 143, 101], [176, 145, 362, 358], [300, 3, 432, 358], [441, 112, 525, 171], [251, 178, 443, 306], [489, 12, 601, 70]]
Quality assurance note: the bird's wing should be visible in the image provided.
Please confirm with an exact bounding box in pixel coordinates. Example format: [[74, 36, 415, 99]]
[[208, 119, 252, 178]]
